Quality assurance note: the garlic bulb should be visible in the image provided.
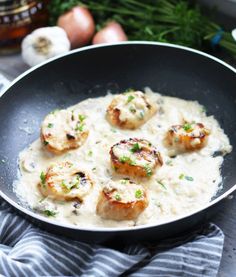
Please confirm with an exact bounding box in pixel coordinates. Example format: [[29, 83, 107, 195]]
[[21, 27, 70, 67]]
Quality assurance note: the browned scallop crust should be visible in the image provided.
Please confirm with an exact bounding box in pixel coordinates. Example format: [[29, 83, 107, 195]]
[[41, 109, 89, 155], [38, 161, 93, 201], [165, 123, 210, 152], [110, 138, 163, 177], [96, 181, 148, 221], [106, 91, 157, 129]]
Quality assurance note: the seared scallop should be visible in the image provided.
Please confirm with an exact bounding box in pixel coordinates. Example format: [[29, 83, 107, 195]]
[[41, 109, 89, 154], [38, 161, 93, 201], [165, 122, 210, 152], [110, 138, 163, 177], [96, 179, 148, 221], [106, 90, 157, 129]]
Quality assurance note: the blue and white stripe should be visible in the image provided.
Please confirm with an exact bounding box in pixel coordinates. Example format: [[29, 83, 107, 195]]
[[0, 199, 224, 277]]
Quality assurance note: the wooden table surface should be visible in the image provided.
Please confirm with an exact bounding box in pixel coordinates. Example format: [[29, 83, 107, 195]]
[[0, 53, 236, 277]]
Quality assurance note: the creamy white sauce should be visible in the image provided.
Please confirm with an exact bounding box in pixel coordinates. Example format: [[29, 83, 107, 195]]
[[14, 88, 232, 228]]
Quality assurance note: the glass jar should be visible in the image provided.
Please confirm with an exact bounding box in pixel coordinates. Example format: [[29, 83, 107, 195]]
[[0, 0, 49, 54]]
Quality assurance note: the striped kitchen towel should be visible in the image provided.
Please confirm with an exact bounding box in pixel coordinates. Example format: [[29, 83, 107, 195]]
[[0, 198, 224, 277]]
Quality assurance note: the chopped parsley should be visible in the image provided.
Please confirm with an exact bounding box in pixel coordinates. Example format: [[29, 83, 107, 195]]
[[130, 143, 141, 153], [139, 111, 144, 119], [115, 194, 121, 201], [179, 173, 194, 181], [47, 123, 53, 128], [179, 173, 185, 180], [157, 180, 167, 190], [183, 123, 192, 131], [185, 176, 194, 181], [129, 106, 136, 113], [127, 95, 135, 103], [119, 156, 136, 165], [43, 210, 57, 217], [166, 160, 173, 166], [75, 124, 84, 132], [43, 140, 49, 146], [135, 189, 143, 199], [111, 128, 117, 133], [144, 164, 152, 177], [79, 114, 86, 122], [88, 150, 93, 157], [40, 171, 46, 184]]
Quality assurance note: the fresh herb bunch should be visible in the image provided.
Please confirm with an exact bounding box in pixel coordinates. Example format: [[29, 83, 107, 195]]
[[49, 0, 236, 56]]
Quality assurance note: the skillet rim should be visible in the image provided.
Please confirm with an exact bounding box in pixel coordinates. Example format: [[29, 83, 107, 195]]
[[0, 41, 236, 232]]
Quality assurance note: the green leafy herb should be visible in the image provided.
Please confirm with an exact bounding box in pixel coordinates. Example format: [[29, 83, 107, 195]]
[[144, 164, 152, 177], [111, 128, 117, 133], [127, 95, 135, 103], [49, 0, 236, 58], [121, 179, 128, 184], [43, 140, 49, 146], [88, 150, 93, 157], [43, 210, 57, 217], [115, 194, 121, 201], [183, 123, 192, 131], [119, 156, 136, 165], [157, 180, 167, 190], [130, 143, 141, 153], [179, 173, 194, 181], [179, 173, 185, 180], [40, 171, 46, 184], [166, 160, 173, 166], [135, 189, 143, 199], [76, 124, 84, 132], [47, 123, 53, 128], [139, 111, 144, 119], [129, 106, 136, 113], [185, 176, 194, 181], [79, 114, 86, 122]]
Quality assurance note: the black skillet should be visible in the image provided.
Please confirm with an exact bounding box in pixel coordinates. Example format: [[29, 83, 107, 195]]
[[0, 42, 236, 243]]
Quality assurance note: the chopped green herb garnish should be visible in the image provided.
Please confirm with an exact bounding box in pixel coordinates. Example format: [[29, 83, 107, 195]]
[[40, 171, 46, 184], [144, 165, 152, 177], [43, 210, 57, 217], [179, 173, 185, 180], [139, 111, 144, 119], [127, 95, 135, 103], [76, 124, 84, 132], [88, 150, 93, 157], [79, 114, 86, 122], [47, 123, 53, 128], [111, 128, 117, 133], [157, 180, 167, 190], [183, 123, 192, 131], [115, 194, 121, 201], [166, 160, 173, 166], [129, 106, 136, 113], [92, 167, 96, 171], [185, 176, 194, 181], [130, 143, 141, 153], [43, 140, 49, 146], [121, 179, 128, 184], [119, 156, 136, 165], [135, 189, 143, 199]]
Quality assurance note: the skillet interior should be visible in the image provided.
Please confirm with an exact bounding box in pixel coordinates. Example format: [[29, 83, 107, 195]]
[[0, 42, 235, 234]]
